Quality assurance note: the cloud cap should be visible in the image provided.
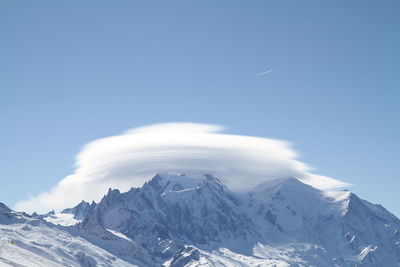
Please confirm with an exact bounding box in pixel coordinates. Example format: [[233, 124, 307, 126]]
[[15, 122, 349, 213]]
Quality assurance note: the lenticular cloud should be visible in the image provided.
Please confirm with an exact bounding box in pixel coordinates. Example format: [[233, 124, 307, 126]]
[[15, 122, 349, 213]]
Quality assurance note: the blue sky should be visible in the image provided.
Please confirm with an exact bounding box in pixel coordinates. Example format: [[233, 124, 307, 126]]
[[1, 1, 399, 215]]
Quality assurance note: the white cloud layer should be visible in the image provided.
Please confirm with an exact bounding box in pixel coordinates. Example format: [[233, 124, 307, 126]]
[[15, 122, 350, 213]]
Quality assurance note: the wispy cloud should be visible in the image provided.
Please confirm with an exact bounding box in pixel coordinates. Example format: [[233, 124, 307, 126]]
[[253, 68, 274, 77], [15, 122, 350, 213]]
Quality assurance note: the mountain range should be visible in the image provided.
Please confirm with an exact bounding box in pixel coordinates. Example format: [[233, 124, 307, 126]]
[[0, 173, 399, 266]]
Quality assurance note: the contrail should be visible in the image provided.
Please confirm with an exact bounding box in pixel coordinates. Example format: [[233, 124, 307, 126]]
[[253, 68, 274, 77]]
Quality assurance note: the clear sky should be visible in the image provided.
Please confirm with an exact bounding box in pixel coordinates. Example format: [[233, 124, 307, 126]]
[[1, 1, 399, 215]]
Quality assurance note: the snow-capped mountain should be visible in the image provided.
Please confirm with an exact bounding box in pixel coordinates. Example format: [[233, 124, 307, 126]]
[[62, 200, 95, 220], [0, 201, 154, 266], [1, 173, 400, 266]]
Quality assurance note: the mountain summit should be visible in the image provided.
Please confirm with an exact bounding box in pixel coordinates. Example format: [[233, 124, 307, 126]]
[[1, 173, 400, 266]]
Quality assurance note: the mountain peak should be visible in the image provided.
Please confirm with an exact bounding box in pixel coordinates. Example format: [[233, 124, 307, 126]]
[[145, 173, 218, 193], [0, 202, 11, 213], [250, 177, 316, 196], [62, 200, 94, 220]]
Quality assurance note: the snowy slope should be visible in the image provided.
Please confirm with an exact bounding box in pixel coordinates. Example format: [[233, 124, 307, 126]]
[[38, 200, 96, 227], [43, 213, 81, 226], [1, 173, 400, 266], [0, 203, 155, 266]]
